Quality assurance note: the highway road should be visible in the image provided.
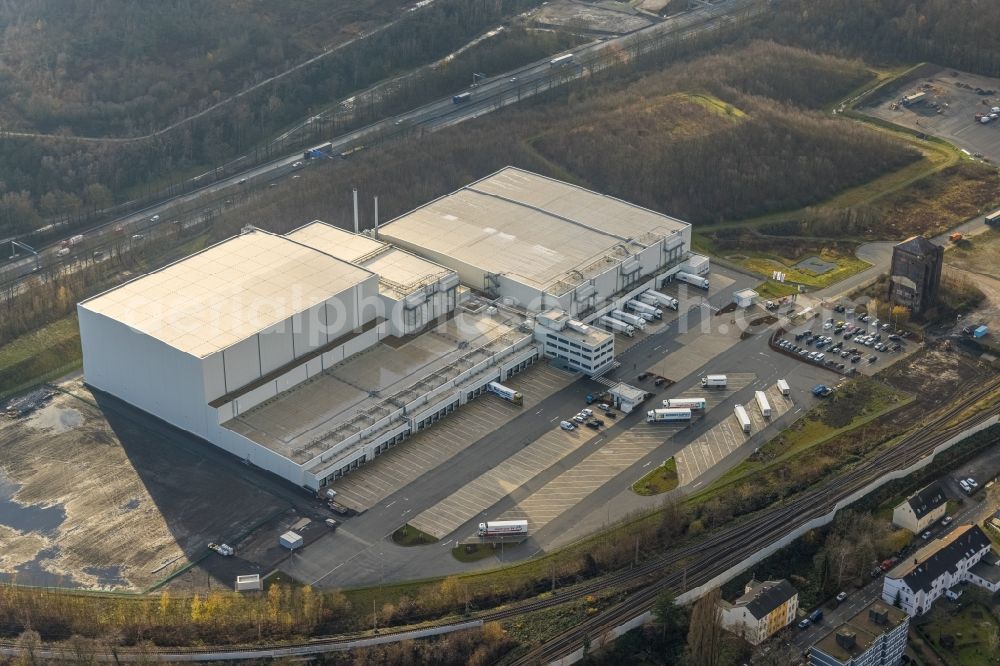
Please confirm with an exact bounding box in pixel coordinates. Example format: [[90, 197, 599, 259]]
[[0, 0, 761, 291]]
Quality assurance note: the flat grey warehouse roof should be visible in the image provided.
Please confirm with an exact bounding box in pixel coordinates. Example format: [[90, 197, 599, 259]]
[[80, 231, 374, 358], [379, 167, 688, 292]]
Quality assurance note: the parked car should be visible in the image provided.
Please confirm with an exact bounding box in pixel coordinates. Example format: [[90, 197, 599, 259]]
[[836, 591, 848, 602], [560, 421, 575, 431], [798, 619, 811, 629], [921, 531, 932, 540]]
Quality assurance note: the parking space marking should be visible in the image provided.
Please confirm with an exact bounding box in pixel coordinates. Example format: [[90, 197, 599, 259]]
[[408, 426, 594, 539], [330, 364, 575, 511], [675, 384, 793, 487]]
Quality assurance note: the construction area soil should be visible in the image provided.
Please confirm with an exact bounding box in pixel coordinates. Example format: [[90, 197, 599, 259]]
[[532, 0, 653, 35], [0, 378, 295, 592], [943, 231, 1000, 352]]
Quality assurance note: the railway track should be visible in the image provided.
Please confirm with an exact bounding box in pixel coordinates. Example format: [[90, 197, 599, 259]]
[[510, 379, 1000, 664], [1, 381, 997, 662]]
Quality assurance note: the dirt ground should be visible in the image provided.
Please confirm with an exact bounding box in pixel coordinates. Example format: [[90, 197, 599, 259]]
[[532, 0, 653, 34], [0, 378, 293, 591], [944, 230, 1000, 345]]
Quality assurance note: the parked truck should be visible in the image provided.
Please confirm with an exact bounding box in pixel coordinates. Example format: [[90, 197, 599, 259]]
[[487, 381, 523, 405], [676, 271, 710, 289], [478, 520, 528, 537], [663, 397, 707, 410], [611, 309, 647, 329], [452, 92, 472, 104], [626, 300, 663, 319], [701, 374, 728, 388], [646, 407, 692, 423], [754, 390, 772, 418], [776, 379, 791, 396], [599, 315, 635, 337], [986, 209, 1000, 227], [644, 290, 680, 310], [734, 404, 752, 433]]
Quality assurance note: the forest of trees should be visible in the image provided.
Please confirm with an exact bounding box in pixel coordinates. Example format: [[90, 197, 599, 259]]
[[0, 0, 553, 237], [763, 0, 1000, 77]]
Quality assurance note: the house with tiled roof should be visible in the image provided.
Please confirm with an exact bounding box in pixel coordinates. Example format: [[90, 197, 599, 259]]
[[881, 524, 994, 616], [892, 482, 947, 534], [719, 579, 798, 645]]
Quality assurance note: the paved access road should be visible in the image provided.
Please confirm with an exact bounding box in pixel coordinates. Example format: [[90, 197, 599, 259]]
[[281, 268, 836, 589]]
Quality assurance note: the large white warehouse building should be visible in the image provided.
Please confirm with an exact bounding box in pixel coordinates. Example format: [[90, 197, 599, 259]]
[[379, 167, 693, 321], [79, 168, 694, 490]]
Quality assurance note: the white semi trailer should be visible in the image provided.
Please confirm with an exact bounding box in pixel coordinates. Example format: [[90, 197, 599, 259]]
[[599, 316, 635, 337], [487, 381, 523, 405], [478, 520, 529, 537], [776, 379, 791, 396], [611, 309, 647, 329], [663, 397, 707, 410], [734, 404, 752, 433], [644, 290, 679, 310], [754, 390, 772, 418], [676, 271, 710, 289], [626, 300, 663, 319], [646, 407, 693, 423]]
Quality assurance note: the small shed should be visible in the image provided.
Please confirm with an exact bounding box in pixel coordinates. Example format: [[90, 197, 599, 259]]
[[609, 382, 647, 414], [280, 531, 304, 551], [235, 574, 262, 592], [733, 289, 759, 309]]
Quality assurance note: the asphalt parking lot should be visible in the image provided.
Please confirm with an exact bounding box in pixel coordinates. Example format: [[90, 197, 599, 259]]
[[775, 309, 916, 377], [674, 382, 792, 486], [331, 363, 574, 512], [862, 66, 1000, 163], [496, 421, 685, 534], [407, 425, 590, 540]]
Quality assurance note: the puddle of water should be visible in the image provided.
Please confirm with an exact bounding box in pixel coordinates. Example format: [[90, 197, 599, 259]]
[[83, 565, 129, 588], [0, 472, 66, 537], [0, 546, 79, 588], [27, 406, 84, 433], [123, 498, 140, 512]]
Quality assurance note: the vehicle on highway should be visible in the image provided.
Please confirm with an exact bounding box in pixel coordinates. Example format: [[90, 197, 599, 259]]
[[452, 92, 472, 104], [238, 178, 247, 184], [150, 215, 160, 222], [56, 247, 70, 257], [560, 420, 575, 431]]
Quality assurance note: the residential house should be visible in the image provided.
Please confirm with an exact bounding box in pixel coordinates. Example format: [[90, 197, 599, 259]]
[[719, 579, 798, 645], [892, 482, 947, 534], [881, 524, 993, 616]]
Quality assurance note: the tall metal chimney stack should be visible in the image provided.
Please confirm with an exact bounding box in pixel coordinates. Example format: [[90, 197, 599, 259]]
[[373, 196, 379, 239], [352, 188, 359, 234]]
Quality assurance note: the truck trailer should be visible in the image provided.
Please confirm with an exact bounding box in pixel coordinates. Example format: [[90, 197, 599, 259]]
[[550, 53, 575, 68], [701, 374, 728, 388], [986, 209, 1000, 227], [754, 390, 772, 418], [663, 397, 707, 411], [478, 520, 529, 537], [776, 379, 791, 396], [676, 271, 710, 289], [611, 309, 647, 329], [626, 300, 663, 319], [487, 381, 523, 405], [734, 404, 752, 433], [646, 407, 693, 423], [599, 315, 635, 337], [644, 290, 680, 310]]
